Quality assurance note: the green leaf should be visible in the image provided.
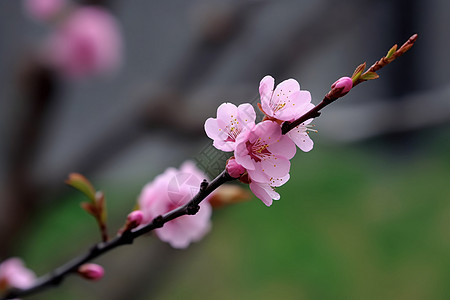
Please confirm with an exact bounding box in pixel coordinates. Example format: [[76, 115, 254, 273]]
[[351, 62, 366, 83], [386, 44, 398, 59], [360, 72, 379, 81], [66, 173, 96, 202]]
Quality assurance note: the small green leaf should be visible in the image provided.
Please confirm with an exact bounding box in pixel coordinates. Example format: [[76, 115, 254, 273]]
[[351, 62, 366, 83], [386, 44, 398, 59], [66, 173, 96, 202], [360, 72, 379, 81]]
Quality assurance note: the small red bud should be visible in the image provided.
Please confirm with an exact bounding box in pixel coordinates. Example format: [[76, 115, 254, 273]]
[[78, 264, 104, 281], [331, 77, 353, 94]]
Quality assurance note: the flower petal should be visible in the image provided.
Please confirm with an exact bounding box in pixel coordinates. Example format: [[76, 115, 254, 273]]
[[249, 181, 280, 206], [267, 135, 296, 159], [237, 103, 256, 132], [259, 75, 275, 115], [287, 130, 314, 152], [270, 174, 290, 187], [247, 163, 270, 183], [260, 155, 291, 178], [217, 102, 238, 123], [234, 140, 255, 170], [251, 121, 282, 143]]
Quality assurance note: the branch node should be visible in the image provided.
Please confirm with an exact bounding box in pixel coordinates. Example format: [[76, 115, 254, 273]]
[[153, 215, 164, 228], [200, 179, 208, 192], [186, 204, 200, 215]]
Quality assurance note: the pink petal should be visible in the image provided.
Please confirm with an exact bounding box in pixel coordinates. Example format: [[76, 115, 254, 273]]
[[259, 75, 275, 115], [287, 130, 314, 152], [269, 79, 301, 120], [249, 182, 280, 206], [204, 114, 237, 152], [234, 140, 255, 170], [260, 155, 291, 178], [217, 102, 238, 122], [237, 103, 256, 132], [247, 163, 270, 183], [267, 135, 296, 159], [277, 91, 313, 121], [251, 121, 282, 143], [270, 174, 290, 187]]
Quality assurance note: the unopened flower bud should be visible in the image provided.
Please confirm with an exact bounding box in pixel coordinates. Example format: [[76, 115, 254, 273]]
[[127, 210, 143, 228], [78, 264, 104, 281], [331, 77, 353, 94], [226, 158, 246, 178], [118, 210, 144, 234]]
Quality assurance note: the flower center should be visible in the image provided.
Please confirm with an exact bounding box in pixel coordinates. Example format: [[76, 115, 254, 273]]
[[246, 138, 271, 162], [225, 126, 241, 142]]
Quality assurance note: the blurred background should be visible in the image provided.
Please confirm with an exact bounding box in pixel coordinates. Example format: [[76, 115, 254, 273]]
[[1, 0, 450, 299]]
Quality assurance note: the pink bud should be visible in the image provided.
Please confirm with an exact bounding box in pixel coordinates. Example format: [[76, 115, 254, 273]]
[[78, 264, 104, 281], [226, 158, 246, 178], [331, 77, 353, 94], [127, 210, 144, 228], [23, 0, 66, 21]]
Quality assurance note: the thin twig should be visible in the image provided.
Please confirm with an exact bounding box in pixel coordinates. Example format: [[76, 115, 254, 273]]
[[282, 34, 418, 134]]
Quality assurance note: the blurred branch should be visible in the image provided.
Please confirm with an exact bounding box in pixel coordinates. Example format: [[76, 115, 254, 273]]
[[1, 55, 57, 257]]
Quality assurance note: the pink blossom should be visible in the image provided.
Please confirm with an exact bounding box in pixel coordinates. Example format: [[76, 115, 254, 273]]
[[0, 258, 35, 291], [235, 121, 296, 185], [331, 76, 353, 95], [46, 7, 122, 78], [78, 264, 104, 281], [226, 157, 246, 178], [204, 103, 256, 151], [259, 75, 312, 122], [138, 162, 212, 249], [285, 115, 316, 152], [249, 174, 289, 206], [23, 0, 66, 21]]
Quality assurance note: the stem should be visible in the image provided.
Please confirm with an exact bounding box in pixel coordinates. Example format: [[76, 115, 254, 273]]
[[1, 171, 233, 300], [282, 34, 418, 135]]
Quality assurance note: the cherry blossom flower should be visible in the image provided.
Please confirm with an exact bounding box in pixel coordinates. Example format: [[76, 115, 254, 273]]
[[234, 120, 296, 185], [259, 75, 313, 122], [46, 7, 122, 78], [285, 114, 316, 152], [138, 162, 212, 249], [204, 102, 256, 151], [0, 258, 36, 291], [249, 174, 289, 206]]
